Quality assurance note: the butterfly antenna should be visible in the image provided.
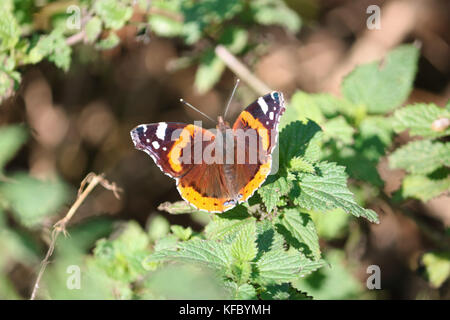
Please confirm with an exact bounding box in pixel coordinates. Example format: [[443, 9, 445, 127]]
[[179, 98, 215, 123], [223, 78, 240, 120]]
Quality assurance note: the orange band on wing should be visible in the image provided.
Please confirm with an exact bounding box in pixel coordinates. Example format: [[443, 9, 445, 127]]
[[239, 158, 272, 202], [167, 125, 197, 173], [235, 111, 270, 151], [177, 184, 234, 213]]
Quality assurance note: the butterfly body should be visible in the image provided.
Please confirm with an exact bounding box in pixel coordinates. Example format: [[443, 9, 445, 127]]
[[131, 91, 285, 213]]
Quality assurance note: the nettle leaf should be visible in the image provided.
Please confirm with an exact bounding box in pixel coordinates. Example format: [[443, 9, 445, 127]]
[[251, 0, 301, 33], [32, 28, 72, 71], [148, 0, 183, 37], [205, 211, 253, 241], [226, 282, 257, 300], [401, 175, 450, 202], [279, 120, 322, 169], [323, 116, 355, 145], [85, 17, 103, 43], [389, 140, 450, 175], [293, 162, 379, 223], [358, 116, 393, 151], [0, 125, 27, 172], [254, 249, 302, 285], [422, 252, 450, 288], [94, 0, 133, 30], [0, 9, 20, 50], [255, 220, 285, 259], [219, 26, 248, 54], [260, 283, 311, 300], [288, 157, 315, 174], [276, 209, 320, 260], [309, 208, 350, 240], [0, 173, 69, 228], [258, 175, 292, 213], [342, 45, 419, 114], [94, 222, 151, 282], [297, 254, 327, 278], [146, 239, 232, 273], [281, 91, 325, 127], [170, 225, 192, 241], [230, 221, 257, 262], [392, 103, 450, 138]]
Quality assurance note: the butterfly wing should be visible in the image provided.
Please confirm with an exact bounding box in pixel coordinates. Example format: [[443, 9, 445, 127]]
[[231, 91, 286, 202]]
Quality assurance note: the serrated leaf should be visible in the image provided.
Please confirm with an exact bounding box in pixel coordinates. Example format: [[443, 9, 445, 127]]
[[288, 156, 315, 174], [194, 48, 225, 94], [294, 162, 379, 223], [277, 209, 320, 260], [258, 175, 292, 213], [255, 250, 302, 285], [227, 282, 257, 300], [146, 239, 232, 273], [280, 91, 325, 128], [389, 140, 450, 175], [342, 45, 419, 113], [255, 220, 285, 259], [422, 252, 450, 288], [205, 214, 254, 241], [0, 173, 69, 228], [94, 0, 133, 30], [85, 17, 102, 43], [259, 283, 311, 300], [401, 175, 450, 202], [392, 103, 450, 138], [33, 28, 72, 71], [279, 120, 322, 169], [230, 221, 257, 262], [0, 125, 27, 172]]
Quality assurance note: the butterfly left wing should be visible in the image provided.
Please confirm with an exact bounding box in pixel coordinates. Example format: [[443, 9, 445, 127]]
[[231, 91, 286, 202]]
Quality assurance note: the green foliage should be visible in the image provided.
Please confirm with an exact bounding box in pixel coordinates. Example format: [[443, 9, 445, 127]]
[[422, 252, 450, 288], [0, 125, 27, 172], [342, 45, 419, 114]]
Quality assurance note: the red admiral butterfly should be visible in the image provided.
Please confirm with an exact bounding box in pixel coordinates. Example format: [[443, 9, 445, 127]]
[[131, 91, 285, 213]]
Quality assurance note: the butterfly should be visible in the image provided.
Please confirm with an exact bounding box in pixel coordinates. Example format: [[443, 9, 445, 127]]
[[130, 91, 285, 213]]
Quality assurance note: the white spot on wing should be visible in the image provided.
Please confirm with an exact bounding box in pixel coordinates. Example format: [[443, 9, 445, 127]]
[[163, 147, 167, 151], [156, 123, 167, 140], [269, 112, 274, 120], [258, 97, 269, 114], [152, 141, 160, 149]]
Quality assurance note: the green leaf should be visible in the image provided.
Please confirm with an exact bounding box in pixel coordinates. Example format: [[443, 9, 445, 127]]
[[85, 17, 102, 43], [0, 9, 20, 50], [258, 175, 292, 213], [148, 0, 183, 37], [401, 175, 450, 202], [0, 125, 27, 172], [342, 45, 419, 113], [389, 140, 450, 175], [194, 48, 225, 94], [392, 103, 450, 138], [279, 120, 322, 169], [32, 28, 72, 71], [219, 27, 248, 54], [93, 221, 150, 282], [280, 91, 325, 128], [309, 208, 350, 240], [170, 225, 192, 241], [293, 162, 379, 223], [205, 214, 253, 241], [147, 215, 170, 241], [227, 282, 257, 300], [252, 0, 301, 33], [277, 209, 320, 260], [158, 200, 199, 214], [94, 0, 133, 30], [95, 32, 120, 50], [255, 250, 303, 285], [146, 239, 232, 273], [422, 252, 450, 288], [230, 221, 257, 263], [323, 116, 355, 145], [0, 173, 69, 228], [293, 250, 363, 299]]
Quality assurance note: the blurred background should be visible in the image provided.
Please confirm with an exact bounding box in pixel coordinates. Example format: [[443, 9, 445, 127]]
[[0, 0, 449, 299]]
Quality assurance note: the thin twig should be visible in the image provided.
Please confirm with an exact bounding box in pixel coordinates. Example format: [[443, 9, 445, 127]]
[[215, 45, 272, 96], [29, 173, 122, 300]]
